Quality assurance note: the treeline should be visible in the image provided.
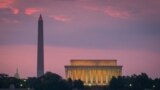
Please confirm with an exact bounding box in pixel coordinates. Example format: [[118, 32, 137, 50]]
[[1, 72, 160, 90], [0, 72, 84, 90], [107, 73, 160, 90]]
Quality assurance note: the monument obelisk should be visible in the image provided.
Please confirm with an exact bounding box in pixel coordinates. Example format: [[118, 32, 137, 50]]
[[37, 14, 44, 77]]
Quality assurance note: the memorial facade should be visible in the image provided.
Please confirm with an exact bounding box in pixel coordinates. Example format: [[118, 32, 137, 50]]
[[65, 60, 122, 86]]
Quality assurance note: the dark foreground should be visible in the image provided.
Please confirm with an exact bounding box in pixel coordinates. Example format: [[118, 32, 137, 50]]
[[84, 86, 105, 90], [0, 72, 160, 90]]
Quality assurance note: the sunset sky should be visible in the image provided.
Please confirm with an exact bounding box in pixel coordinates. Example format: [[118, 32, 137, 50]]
[[0, 0, 160, 79]]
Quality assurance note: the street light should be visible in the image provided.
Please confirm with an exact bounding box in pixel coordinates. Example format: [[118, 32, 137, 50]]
[[129, 83, 132, 87], [88, 83, 92, 87], [20, 83, 23, 87], [153, 85, 156, 88], [23, 80, 26, 82]]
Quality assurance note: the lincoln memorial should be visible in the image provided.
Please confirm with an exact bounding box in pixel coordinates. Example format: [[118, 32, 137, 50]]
[[65, 60, 122, 86]]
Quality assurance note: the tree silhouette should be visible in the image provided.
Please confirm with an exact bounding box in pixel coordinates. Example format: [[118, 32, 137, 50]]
[[35, 72, 71, 90], [73, 79, 84, 90], [107, 73, 157, 90]]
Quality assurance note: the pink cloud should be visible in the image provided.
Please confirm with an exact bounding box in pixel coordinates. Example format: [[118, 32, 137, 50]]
[[104, 7, 130, 19], [81, 0, 160, 19], [0, 0, 19, 15], [0, 0, 14, 8], [83, 6, 131, 19], [50, 15, 70, 22], [11, 7, 19, 15], [84, 5, 130, 19], [25, 8, 42, 15]]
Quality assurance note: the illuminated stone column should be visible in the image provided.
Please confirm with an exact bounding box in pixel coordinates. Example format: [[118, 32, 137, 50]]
[[102, 69, 105, 84], [88, 69, 90, 83], [84, 69, 86, 82], [104, 69, 107, 84], [83, 69, 85, 82], [96, 69, 98, 84], [80, 68, 82, 79], [100, 69, 103, 84], [90, 69, 92, 83], [80, 69, 83, 80], [69, 70, 71, 79], [71, 70, 74, 80], [85, 69, 88, 84], [93, 69, 96, 84], [106, 70, 109, 84], [92, 70, 94, 84], [81, 69, 85, 82], [76, 69, 78, 79], [71, 70, 73, 80], [77, 68, 80, 79], [73, 69, 76, 80], [98, 69, 101, 84]]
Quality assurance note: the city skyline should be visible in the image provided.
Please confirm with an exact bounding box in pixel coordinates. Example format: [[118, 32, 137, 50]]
[[0, 0, 160, 78]]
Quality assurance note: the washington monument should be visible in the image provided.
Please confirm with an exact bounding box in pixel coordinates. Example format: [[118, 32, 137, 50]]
[[37, 14, 44, 77]]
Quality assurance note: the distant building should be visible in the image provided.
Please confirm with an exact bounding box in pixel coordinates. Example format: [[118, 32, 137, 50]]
[[14, 68, 20, 79], [65, 60, 122, 86]]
